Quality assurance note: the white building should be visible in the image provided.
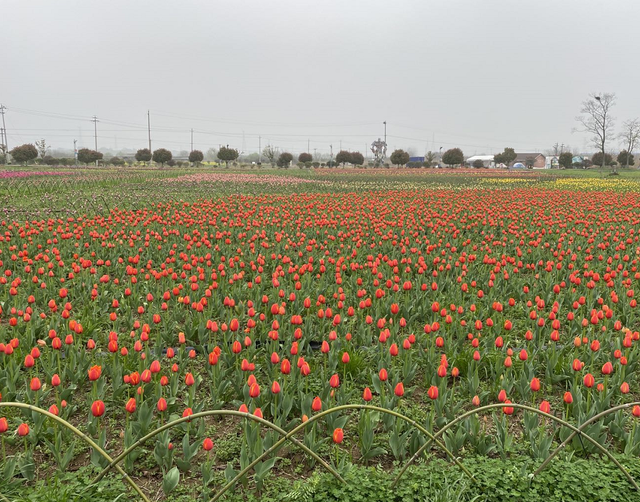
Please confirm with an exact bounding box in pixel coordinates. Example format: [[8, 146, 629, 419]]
[[466, 155, 495, 168]]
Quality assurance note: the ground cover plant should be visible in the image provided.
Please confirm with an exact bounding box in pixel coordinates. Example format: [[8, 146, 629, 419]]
[[2, 168, 640, 500]]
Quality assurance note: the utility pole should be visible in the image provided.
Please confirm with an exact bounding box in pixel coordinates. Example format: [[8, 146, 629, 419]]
[[190, 128, 194, 152], [258, 136, 262, 163], [73, 139, 78, 166], [330, 144, 333, 164], [1, 104, 8, 157], [91, 115, 99, 151], [147, 110, 151, 153], [307, 139, 310, 154], [383, 121, 387, 147], [313, 148, 317, 160], [339, 140, 342, 151]]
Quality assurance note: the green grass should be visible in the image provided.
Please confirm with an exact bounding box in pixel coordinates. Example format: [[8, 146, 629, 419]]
[[7, 455, 640, 502]]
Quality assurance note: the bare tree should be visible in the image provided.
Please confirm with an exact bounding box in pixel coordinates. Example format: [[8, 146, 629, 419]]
[[619, 119, 640, 169], [575, 93, 616, 173], [35, 138, 48, 161], [262, 145, 278, 168]]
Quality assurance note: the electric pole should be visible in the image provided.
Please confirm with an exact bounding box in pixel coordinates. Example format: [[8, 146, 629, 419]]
[[91, 115, 99, 151], [190, 128, 194, 152], [383, 121, 387, 147], [147, 110, 151, 153], [307, 139, 310, 154], [73, 139, 77, 166], [258, 136, 262, 164], [330, 144, 333, 164], [1, 104, 8, 157]]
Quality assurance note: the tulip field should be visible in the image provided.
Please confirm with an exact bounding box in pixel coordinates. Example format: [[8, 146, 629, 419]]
[[4, 168, 640, 501]]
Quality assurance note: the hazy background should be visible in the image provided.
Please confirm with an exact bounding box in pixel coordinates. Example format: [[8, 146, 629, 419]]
[[3, 0, 639, 157]]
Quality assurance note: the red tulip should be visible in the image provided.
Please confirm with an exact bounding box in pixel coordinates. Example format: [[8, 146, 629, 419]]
[[312, 396, 322, 411], [539, 401, 551, 414], [88, 365, 102, 381], [0, 418, 7, 433], [30, 377, 41, 392], [602, 362, 613, 375], [394, 382, 404, 397], [379, 368, 388, 381], [498, 389, 507, 402], [329, 374, 340, 388], [332, 428, 344, 444], [125, 397, 137, 414], [271, 381, 281, 394], [427, 386, 438, 400], [502, 400, 514, 415], [583, 373, 595, 388], [157, 398, 167, 412], [363, 387, 372, 402], [24, 354, 35, 368], [563, 392, 573, 404], [530, 378, 540, 392], [17, 423, 30, 436], [91, 400, 105, 417], [185, 372, 195, 386], [203, 438, 214, 451], [249, 383, 260, 398]]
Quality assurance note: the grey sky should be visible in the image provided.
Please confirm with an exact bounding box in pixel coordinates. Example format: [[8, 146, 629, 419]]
[[3, 0, 639, 156]]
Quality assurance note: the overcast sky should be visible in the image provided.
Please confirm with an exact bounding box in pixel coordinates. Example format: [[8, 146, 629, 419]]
[[3, 0, 639, 156]]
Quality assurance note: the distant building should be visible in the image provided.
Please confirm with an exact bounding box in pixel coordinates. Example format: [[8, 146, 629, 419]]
[[466, 155, 495, 168], [409, 156, 425, 163], [513, 153, 546, 169], [572, 155, 584, 165]]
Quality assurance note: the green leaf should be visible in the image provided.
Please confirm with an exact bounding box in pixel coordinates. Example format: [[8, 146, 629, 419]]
[[162, 466, 180, 495]]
